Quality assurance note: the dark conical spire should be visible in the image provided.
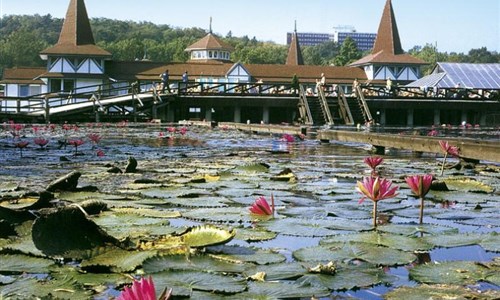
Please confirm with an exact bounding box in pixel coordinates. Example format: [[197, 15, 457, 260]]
[[40, 0, 111, 57], [58, 0, 95, 45], [286, 21, 304, 65], [372, 0, 403, 55]]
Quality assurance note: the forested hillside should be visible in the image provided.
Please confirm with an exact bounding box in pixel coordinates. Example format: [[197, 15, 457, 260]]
[[0, 14, 498, 77]]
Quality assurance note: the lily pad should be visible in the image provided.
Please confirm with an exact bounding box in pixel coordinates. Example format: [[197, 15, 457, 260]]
[[410, 260, 500, 285], [152, 270, 247, 295], [31, 206, 122, 257], [443, 177, 495, 193], [385, 284, 500, 300], [207, 245, 286, 265], [425, 232, 500, 252], [297, 262, 397, 291], [293, 242, 416, 266], [321, 231, 434, 252], [0, 276, 92, 300], [143, 254, 248, 274], [181, 225, 236, 248], [80, 248, 157, 272], [246, 281, 330, 299], [0, 254, 55, 274], [244, 262, 307, 281]]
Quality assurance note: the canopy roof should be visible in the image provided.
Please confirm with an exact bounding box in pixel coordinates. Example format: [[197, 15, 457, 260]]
[[407, 63, 500, 89]]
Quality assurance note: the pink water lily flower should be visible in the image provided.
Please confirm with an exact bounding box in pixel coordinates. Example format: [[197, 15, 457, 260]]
[[363, 156, 383, 175], [405, 174, 433, 224], [438, 140, 460, 157], [357, 176, 398, 228], [438, 140, 460, 176], [405, 174, 433, 199], [249, 195, 275, 217], [34, 137, 49, 148], [88, 133, 102, 144], [118, 276, 171, 300], [281, 134, 295, 143]]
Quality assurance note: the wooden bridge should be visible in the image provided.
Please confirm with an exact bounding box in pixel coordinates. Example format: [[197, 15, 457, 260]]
[[1, 81, 498, 126]]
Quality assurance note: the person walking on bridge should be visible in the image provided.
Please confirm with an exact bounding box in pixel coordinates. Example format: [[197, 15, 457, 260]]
[[160, 69, 170, 94]]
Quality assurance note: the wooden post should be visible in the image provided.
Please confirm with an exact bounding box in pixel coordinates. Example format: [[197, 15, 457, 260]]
[[44, 95, 50, 124]]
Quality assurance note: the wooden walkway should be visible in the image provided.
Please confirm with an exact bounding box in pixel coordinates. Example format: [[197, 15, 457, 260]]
[[223, 123, 500, 163]]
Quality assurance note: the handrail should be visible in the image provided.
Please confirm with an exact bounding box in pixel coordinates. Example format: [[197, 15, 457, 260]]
[[298, 85, 313, 125], [356, 85, 373, 123], [318, 87, 334, 125], [336, 87, 354, 125]]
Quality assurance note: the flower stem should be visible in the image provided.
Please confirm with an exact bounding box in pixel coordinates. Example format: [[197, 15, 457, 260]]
[[440, 153, 448, 176], [419, 197, 424, 224], [372, 201, 378, 229]]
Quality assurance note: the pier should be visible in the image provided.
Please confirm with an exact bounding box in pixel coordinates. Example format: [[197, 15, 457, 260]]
[[222, 122, 500, 163]]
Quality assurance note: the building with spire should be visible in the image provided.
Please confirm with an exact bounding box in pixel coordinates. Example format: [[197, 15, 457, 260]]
[[286, 22, 304, 66], [39, 0, 112, 93], [349, 0, 426, 83]]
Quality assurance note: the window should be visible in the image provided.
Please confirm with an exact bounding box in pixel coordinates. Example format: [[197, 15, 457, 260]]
[[189, 107, 201, 113], [209, 51, 213, 58], [19, 85, 30, 97]]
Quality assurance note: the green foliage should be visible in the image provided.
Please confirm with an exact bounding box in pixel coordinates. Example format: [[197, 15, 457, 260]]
[[333, 36, 362, 66], [1, 14, 499, 75]]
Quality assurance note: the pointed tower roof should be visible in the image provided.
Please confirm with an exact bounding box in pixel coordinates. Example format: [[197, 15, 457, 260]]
[[185, 33, 234, 52], [286, 21, 304, 66], [40, 0, 111, 58], [350, 0, 425, 66]]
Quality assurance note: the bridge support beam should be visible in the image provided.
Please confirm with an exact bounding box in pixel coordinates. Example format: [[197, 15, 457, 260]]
[[406, 109, 414, 127], [234, 106, 241, 123], [205, 107, 212, 122], [262, 106, 270, 124], [433, 109, 440, 125]]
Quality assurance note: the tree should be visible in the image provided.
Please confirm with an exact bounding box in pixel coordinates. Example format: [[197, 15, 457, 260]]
[[333, 37, 361, 66]]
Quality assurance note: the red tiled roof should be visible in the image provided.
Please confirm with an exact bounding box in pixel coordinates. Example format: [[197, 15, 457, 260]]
[[40, 0, 111, 57], [245, 64, 367, 84], [286, 31, 304, 66], [350, 0, 425, 66], [0, 67, 46, 84], [106, 61, 234, 81], [105, 60, 367, 85], [185, 33, 234, 52]]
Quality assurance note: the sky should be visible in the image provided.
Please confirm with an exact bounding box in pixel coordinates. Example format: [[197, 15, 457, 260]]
[[1, 0, 499, 53]]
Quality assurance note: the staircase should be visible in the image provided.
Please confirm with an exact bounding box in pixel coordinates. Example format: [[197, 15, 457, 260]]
[[355, 85, 373, 124]]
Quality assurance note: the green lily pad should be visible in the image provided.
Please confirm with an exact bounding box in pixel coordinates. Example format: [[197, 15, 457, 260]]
[[0, 254, 55, 274], [246, 281, 330, 299], [385, 284, 500, 300], [143, 254, 248, 274], [207, 245, 286, 265], [425, 232, 500, 252], [293, 242, 416, 266], [80, 248, 157, 272], [410, 260, 500, 285], [152, 270, 247, 295], [443, 177, 495, 193], [181, 207, 252, 223], [377, 223, 458, 236], [31, 206, 122, 257], [234, 226, 277, 242], [0, 276, 92, 300], [321, 232, 434, 252], [263, 217, 370, 237], [181, 225, 236, 248], [244, 262, 307, 281], [297, 262, 397, 291]]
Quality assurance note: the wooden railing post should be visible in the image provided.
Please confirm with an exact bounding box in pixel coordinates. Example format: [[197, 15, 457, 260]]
[[44, 95, 50, 123]]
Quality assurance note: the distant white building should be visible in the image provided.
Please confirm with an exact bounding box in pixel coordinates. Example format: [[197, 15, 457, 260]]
[[286, 25, 376, 51]]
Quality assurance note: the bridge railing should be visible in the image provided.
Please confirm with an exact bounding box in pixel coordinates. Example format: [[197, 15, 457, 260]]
[[359, 85, 500, 101], [175, 82, 298, 96]]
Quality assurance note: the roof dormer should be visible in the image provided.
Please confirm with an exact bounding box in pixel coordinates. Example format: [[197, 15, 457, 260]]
[[185, 19, 234, 63]]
